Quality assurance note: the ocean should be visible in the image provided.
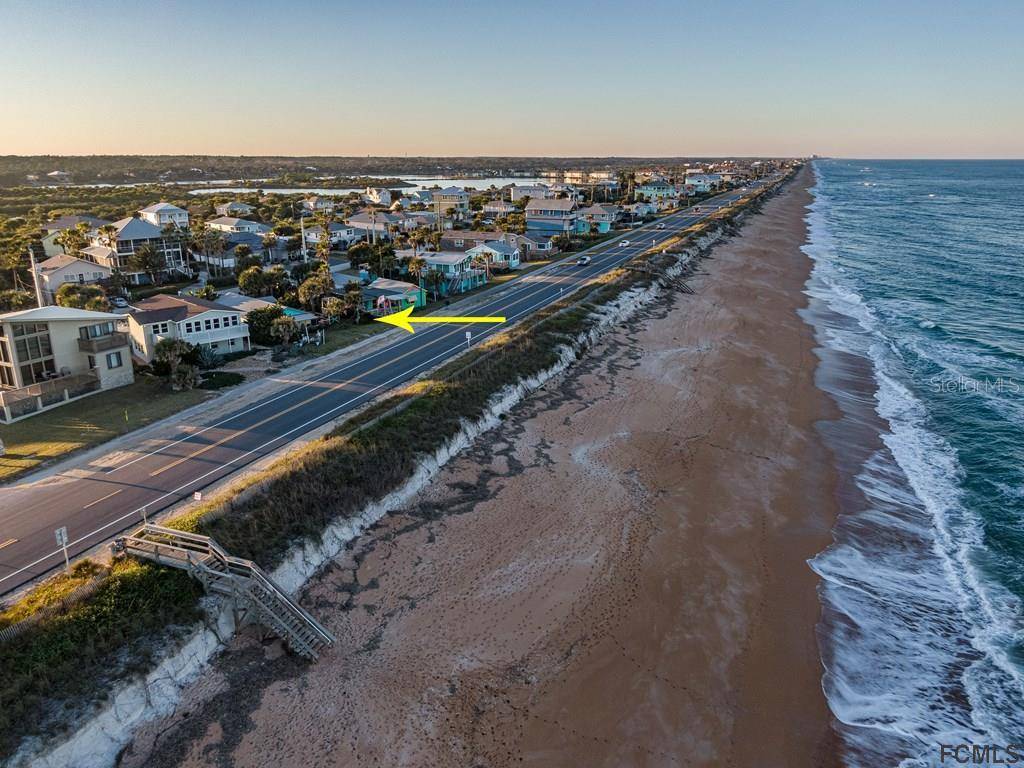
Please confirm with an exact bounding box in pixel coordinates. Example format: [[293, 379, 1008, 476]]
[[803, 160, 1024, 765]]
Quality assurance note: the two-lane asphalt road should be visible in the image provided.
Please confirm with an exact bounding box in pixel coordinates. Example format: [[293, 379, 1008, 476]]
[[0, 179, 774, 596]]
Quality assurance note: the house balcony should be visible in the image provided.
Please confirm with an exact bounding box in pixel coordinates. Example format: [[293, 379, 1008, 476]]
[[78, 331, 129, 353]]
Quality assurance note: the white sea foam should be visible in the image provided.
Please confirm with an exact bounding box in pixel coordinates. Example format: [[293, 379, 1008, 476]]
[[803, 162, 1024, 765]]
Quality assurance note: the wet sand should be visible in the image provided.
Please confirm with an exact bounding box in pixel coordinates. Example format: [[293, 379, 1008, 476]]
[[123, 165, 840, 768]]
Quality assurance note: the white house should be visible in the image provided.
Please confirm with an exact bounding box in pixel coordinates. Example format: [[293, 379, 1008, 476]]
[[302, 196, 337, 214], [215, 201, 255, 217], [364, 187, 393, 206], [509, 184, 550, 202], [0, 306, 134, 422], [482, 199, 516, 218], [207, 216, 272, 236], [138, 203, 189, 230], [467, 241, 521, 271], [303, 222, 360, 248], [35, 255, 112, 304], [684, 173, 722, 193], [123, 294, 251, 362]]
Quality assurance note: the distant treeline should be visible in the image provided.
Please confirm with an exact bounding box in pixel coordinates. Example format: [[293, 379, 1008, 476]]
[[0, 155, 757, 188]]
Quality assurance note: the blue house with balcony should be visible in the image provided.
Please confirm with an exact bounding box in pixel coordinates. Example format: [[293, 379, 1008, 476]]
[[525, 198, 580, 234]]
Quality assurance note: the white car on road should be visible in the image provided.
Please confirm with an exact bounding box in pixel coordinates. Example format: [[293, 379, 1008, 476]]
[[576, 255, 592, 266], [618, 240, 630, 247]]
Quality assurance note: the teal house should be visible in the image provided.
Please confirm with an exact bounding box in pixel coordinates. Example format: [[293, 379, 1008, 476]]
[[420, 252, 487, 296]]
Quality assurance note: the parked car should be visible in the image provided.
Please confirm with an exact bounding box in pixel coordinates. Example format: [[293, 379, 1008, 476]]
[[110, 296, 129, 308], [576, 255, 592, 266]]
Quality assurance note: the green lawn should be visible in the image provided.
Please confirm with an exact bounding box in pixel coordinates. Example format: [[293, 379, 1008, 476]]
[[0, 378, 211, 484]]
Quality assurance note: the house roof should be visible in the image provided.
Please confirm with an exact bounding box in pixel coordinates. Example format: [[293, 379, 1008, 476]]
[[526, 198, 577, 212], [422, 251, 470, 266], [369, 278, 420, 293], [128, 294, 231, 324], [37, 254, 110, 273], [215, 201, 253, 212], [442, 230, 494, 242], [111, 217, 165, 240], [214, 292, 277, 314], [469, 241, 517, 256], [40, 214, 111, 234], [434, 186, 468, 196], [82, 244, 117, 260], [209, 216, 271, 232], [139, 202, 187, 215], [0, 305, 120, 323]]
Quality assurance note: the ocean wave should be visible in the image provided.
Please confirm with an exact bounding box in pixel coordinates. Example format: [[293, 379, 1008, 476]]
[[804, 161, 1024, 765]]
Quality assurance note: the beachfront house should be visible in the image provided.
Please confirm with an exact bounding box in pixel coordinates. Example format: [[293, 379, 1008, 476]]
[[499, 231, 556, 259], [359, 278, 426, 316], [577, 204, 619, 234], [122, 294, 250, 362], [0, 306, 134, 422], [420, 251, 487, 296], [684, 173, 722, 193], [466, 241, 521, 271], [525, 198, 579, 234]]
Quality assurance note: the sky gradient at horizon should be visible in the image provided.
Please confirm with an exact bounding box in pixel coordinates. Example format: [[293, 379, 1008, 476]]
[[1, 0, 1022, 158]]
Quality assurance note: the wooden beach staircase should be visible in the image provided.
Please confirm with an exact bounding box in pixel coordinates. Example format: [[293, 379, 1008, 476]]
[[114, 524, 335, 660]]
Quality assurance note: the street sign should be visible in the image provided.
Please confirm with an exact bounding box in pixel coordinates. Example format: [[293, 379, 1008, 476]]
[[193, 491, 203, 501], [55, 526, 70, 572]]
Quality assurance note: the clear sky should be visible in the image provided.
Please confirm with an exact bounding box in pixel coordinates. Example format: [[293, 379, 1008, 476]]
[[2, 0, 1022, 158]]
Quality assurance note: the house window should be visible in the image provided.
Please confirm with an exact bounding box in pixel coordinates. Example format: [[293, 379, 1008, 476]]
[[106, 351, 123, 369], [212, 318, 221, 329], [230, 315, 239, 326], [204, 319, 212, 330], [184, 322, 193, 333], [88, 355, 96, 370]]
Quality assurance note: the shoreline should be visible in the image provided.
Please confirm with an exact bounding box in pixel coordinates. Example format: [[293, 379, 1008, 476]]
[[121, 167, 840, 767]]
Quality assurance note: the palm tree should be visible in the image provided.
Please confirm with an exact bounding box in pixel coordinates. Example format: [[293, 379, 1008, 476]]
[[407, 256, 426, 285], [55, 222, 90, 256], [425, 269, 444, 302], [98, 224, 119, 250]]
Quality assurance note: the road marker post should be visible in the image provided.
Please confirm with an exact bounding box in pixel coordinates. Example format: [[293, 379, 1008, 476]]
[[54, 527, 70, 572]]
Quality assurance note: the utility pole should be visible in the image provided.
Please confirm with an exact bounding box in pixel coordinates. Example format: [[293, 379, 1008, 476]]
[[27, 245, 45, 307]]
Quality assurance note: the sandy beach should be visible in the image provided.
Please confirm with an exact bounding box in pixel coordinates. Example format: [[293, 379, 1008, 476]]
[[122, 165, 840, 768]]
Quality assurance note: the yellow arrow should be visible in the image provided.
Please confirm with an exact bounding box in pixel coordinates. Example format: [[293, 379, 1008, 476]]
[[374, 305, 506, 334]]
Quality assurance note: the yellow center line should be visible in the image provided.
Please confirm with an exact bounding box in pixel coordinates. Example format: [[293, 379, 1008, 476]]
[[82, 489, 123, 509], [0, 539, 18, 550], [148, 323, 470, 477]]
